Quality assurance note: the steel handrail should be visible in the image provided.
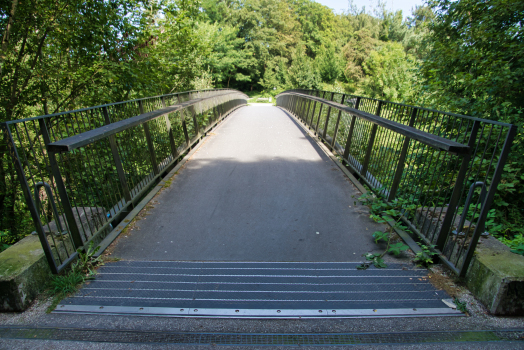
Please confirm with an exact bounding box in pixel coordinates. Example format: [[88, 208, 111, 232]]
[[277, 91, 470, 154], [47, 91, 248, 152]]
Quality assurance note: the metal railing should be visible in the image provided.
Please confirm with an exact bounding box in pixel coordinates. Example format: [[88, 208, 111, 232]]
[[277, 89, 516, 276], [2, 89, 247, 273]]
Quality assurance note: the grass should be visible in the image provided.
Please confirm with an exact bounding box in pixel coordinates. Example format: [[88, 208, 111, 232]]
[[45, 242, 103, 313], [245, 91, 277, 104]]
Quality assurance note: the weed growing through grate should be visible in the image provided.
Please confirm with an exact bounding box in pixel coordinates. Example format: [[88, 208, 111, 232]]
[[47, 242, 103, 312], [356, 187, 413, 269]]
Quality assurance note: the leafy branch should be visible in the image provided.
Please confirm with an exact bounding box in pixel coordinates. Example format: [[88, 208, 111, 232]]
[[356, 188, 414, 269]]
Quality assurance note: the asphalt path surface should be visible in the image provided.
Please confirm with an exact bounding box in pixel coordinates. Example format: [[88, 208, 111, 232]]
[[111, 105, 387, 261]]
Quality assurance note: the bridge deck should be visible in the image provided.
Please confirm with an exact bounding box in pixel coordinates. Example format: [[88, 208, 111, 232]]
[[109, 105, 394, 262]]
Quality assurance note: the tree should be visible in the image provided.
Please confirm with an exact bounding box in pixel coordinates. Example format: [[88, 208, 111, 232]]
[[317, 43, 343, 83], [288, 43, 321, 89], [259, 56, 289, 91], [361, 42, 417, 102], [196, 22, 252, 88], [0, 0, 148, 122], [420, 0, 524, 237], [422, 0, 523, 120], [343, 29, 379, 87]]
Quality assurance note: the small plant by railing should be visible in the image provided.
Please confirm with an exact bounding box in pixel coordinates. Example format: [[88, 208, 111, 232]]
[[356, 189, 412, 269]]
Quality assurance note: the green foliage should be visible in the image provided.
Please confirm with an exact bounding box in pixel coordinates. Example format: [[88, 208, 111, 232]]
[[316, 43, 343, 83], [259, 57, 289, 91], [414, 244, 439, 267], [364, 253, 387, 269], [419, 0, 524, 245], [361, 42, 418, 102], [357, 188, 412, 269], [453, 298, 468, 313], [195, 22, 249, 88], [0, 230, 11, 252], [50, 271, 85, 295], [499, 234, 524, 256], [71, 242, 103, 277], [47, 242, 103, 312], [288, 43, 321, 90], [388, 242, 410, 256]]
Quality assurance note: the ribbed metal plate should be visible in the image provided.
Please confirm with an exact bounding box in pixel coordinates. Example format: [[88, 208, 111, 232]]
[[57, 261, 462, 318]]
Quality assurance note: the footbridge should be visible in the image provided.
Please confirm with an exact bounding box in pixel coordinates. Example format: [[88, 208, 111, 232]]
[[3, 88, 515, 318]]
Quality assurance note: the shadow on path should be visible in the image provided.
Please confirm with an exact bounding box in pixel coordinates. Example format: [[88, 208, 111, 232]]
[[110, 106, 392, 262]]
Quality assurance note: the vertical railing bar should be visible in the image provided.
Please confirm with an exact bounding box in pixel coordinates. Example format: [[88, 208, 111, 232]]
[[359, 101, 382, 178], [161, 96, 179, 163], [2, 124, 59, 273], [388, 107, 418, 201], [360, 124, 378, 178], [82, 110, 117, 218], [435, 121, 481, 251], [69, 111, 103, 237], [139, 101, 160, 176], [38, 119, 84, 250], [103, 107, 133, 207], [343, 116, 357, 161], [314, 103, 324, 134], [306, 100, 315, 127], [459, 124, 517, 276], [322, 105, 332, 141], [331, 95, 345, 150], [28, 121, 72, 261]]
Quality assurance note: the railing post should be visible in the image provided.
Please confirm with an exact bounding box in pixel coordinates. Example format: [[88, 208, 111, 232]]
[[191, 108, 201, 139], [161, 97, 179, 160], [388, 107, 418, 201], [459, 124, 518, 277], [322, 93, 335, 139], [436, 121, 481, 252], [307, 101, 317, 127], [342, 97, 360, 160], [305, 99, 313, 126], [139, 101, 160, 175], [375, 101, 383, 117], [297, 97, 304, 120], [331, 95, 345, 150], [354, 97, 361, 110], [314, 103, 324, 134], [322, 105, 332, 140], [359, 101, 382, 178], [38, 119, 84, 250], [343, 114, 357, 161], [177, 96, 191, 147], [360, 124, 378, 178], [212, 105, 219, 123], [103, 107, 133, 206], [2, 125, 58, 274]]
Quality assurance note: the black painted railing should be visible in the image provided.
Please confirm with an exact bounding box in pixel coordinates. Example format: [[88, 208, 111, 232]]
[[277, 89, 516, 276], [2, 89, 247, 273]]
